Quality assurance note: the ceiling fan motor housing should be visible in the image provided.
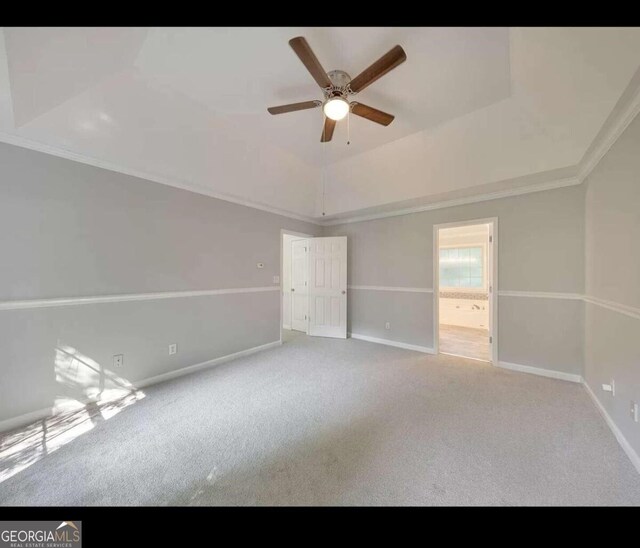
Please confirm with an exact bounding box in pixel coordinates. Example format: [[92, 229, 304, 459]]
[[325, 70, 353, 102], [327, 70, 352, 89]]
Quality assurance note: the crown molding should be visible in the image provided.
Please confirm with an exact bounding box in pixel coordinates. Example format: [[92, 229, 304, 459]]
[[320, 176, 581, 226], [320, 70, 640, 227], [577, 72, 640, 183], [2, 65, 639, 228], [0, 131, 322, 226]]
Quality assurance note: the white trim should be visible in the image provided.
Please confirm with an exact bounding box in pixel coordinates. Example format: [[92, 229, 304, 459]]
[[341, 289, 639, 324], [583, 294, 640, 321], [432, 216, 498, 231], [583, 381, 640, 475], [1, 70, 638, 230], [493, 291, 640, 320], [136, 340, 281, 388], [498, 290, 584, 301], [0, 406, 53, 435], [0, 340, 282, 434], [434, 217, 498, 365], [280, 228, 313, 342], [440, 351, 490, 363], [280, 229, 315, 240], [348, 285, 433, 293], [497, 361, 583, 383], [319, 73, 640, 227], [0, 131, 321, 226], [578, 81, 640, 182], [489, 220, 498, 365], [349, 332, 435, 354], [320, 177, 581, 226], [282, 324, 291, 330], [0, 286, 280, 311]]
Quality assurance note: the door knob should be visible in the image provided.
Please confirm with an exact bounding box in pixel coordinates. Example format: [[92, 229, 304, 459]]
[[291, 288, 295, 292], [342, 290, 346, 294]]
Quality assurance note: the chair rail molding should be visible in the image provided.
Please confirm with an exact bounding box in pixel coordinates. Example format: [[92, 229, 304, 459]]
[[0, 286, 280, 311]]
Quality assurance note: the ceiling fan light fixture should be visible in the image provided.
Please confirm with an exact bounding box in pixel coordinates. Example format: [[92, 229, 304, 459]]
[[268, 37, 406, 141], [323, 97, 350, 121]]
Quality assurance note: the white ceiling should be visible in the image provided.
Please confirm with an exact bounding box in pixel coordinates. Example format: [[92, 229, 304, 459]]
[[1, 27, 639, 220]]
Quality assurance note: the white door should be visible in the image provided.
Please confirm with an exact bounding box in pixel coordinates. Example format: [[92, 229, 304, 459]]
[[291, 239, 309, 332], [308, 237, 347, 338]]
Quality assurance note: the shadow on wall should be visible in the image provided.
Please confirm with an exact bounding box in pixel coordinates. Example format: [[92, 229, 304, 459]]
[[0, 344, 145, 483]]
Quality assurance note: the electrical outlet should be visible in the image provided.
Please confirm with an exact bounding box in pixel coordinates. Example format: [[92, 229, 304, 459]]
[[631, 402, 639, 423], [602, 380, 615, 396], [169, 344, 177, 355], [113, 354, 123, 368], [273, 275, 280, 284], [385, 322, 391, 330]]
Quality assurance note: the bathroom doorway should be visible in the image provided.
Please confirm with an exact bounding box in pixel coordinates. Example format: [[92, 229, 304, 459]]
[[434, 219, 497, 363]]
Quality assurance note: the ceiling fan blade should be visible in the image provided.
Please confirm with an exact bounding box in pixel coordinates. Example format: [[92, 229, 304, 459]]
[[289, 36, 332, 89], [349, 45, 407, 94], [320, 118, 336, 142], [351, 103, 395, 126], [267, 101, 320, 115]]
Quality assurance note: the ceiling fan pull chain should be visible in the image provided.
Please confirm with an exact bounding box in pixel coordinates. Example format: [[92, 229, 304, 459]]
[[347, 107, 351, 145]]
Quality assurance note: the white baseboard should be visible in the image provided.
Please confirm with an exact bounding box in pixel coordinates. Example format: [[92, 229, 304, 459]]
[[0, 405, 54, 435], [282, 324, 291, 330], [0, 340, 282, 434], [583, 381, 640, 475], [497, 361, 583, 383], [349, 332, 435, 354], [135, 340, 282, 389]]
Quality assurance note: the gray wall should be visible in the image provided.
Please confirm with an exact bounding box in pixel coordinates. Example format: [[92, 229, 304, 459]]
[[3, 112, 638, 462], [0, 142, 320, 424], [584, 114, 640, 456], [325, 184, 586, 373]]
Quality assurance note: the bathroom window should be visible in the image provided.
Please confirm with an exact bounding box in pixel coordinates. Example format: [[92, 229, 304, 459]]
[[439, 246, 484, 289]]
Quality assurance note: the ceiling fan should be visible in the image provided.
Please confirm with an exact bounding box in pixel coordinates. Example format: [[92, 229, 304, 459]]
[[267, 36, 407, 142]]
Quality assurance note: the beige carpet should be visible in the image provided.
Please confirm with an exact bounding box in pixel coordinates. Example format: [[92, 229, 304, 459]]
[[1, 330, 639, 506]]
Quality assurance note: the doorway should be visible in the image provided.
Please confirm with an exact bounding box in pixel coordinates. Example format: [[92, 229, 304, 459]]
[[281, 231, 312, 335], [434, 219, 497, 363], [280, 232, 348, 342]]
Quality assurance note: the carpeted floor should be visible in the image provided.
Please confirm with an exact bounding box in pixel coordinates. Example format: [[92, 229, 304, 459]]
[[1, 330, 639, 506]]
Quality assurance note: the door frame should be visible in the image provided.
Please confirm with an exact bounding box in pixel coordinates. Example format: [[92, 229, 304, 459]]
[[280, 229, 313, 343], [433, 217, 498, 364]]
